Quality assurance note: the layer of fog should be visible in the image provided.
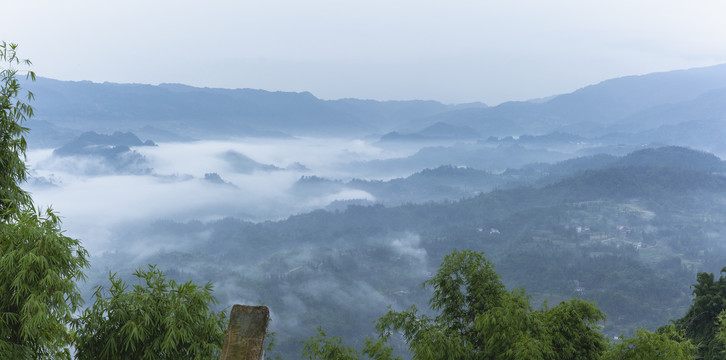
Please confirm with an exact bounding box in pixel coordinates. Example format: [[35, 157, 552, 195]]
[[24, 137, 436, 255]]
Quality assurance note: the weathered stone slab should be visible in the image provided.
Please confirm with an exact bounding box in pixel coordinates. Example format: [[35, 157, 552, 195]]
[[220, 305, 270, 360]]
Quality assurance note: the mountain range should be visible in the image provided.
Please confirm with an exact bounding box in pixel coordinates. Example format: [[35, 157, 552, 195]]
[[21, 63, 726, 152]]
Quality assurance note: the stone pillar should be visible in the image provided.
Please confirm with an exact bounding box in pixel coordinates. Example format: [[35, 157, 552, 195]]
[[220, 305, 270, 360]]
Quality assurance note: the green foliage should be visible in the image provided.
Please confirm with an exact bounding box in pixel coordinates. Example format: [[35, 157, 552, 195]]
[[299, 249, 698, 360], [0, 208, 89, 359], [543, 299, 609, 360], [601, 326, 694, 360], [74, 265, 227, 360], [424, 249, 505, 338], [471, 289, 552, 360], [1, 42, 226, 359], [0, 42, 89, 359], [377, 250, 607, 360], [302, 328, 359, 360], [673, 269, 726, 359], [302, 328, 400, 360], [371, 249, 510, 360], [306, 249, 608, 360], [265, 330, 283, 360], [717, 310, 726, 354], [0, 41, 34, 215]]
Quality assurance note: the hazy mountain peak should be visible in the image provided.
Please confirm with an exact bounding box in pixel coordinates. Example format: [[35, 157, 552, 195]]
[[614, 146, 725, 172]]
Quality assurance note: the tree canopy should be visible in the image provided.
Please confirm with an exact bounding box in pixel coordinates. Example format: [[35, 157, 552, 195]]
[[0, 41, 226, 360], [74, 265, 227, 360], [374, 249, 608, 360], [673, 269, 726, 359], [303, 249, 695, 360], [0, 41, 89, 359], [601, 326, 693, 360]]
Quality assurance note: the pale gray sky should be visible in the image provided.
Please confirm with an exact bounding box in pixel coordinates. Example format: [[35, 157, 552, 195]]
[[5, 0, 726, 104]]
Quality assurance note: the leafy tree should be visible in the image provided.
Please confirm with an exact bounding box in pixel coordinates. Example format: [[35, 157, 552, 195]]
[[302, 328, 400, 360], [601, 325, 694, 360], [305, 249, 608, 360], [673, 269, 726, 359], [74, 265, 227, 360], [0, 42, 33, 214], [541, 298, 611, 360], [302, 249, 697, 359], [0, 41, 89, 359], [716, 310, 726, 356], [376, 249, 607, 360]]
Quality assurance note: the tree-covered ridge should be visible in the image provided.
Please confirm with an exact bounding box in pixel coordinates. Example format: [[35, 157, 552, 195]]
[[292, 165, 504, 207], [613, 146, 726, 172], [292, 146, 724, 208]]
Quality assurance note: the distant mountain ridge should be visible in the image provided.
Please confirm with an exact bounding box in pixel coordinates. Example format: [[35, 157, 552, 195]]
[[406, 63, 726, 136], [22, 78, 486, 146], [21, 62, 726, 150]]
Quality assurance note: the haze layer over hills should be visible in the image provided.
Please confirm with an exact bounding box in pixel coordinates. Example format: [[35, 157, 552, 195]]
[[21, 63, 726, 358]]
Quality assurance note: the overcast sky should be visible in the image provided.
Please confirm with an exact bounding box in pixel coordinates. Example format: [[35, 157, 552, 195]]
[[4, 0, 726, 104]]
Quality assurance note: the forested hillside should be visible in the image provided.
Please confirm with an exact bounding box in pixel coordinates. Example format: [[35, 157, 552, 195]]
[[81, 146, 726, 358]]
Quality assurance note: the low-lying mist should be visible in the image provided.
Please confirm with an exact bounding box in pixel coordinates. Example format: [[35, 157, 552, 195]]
[[22, 133, 726, 359], [24, 137, 429, 255]]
